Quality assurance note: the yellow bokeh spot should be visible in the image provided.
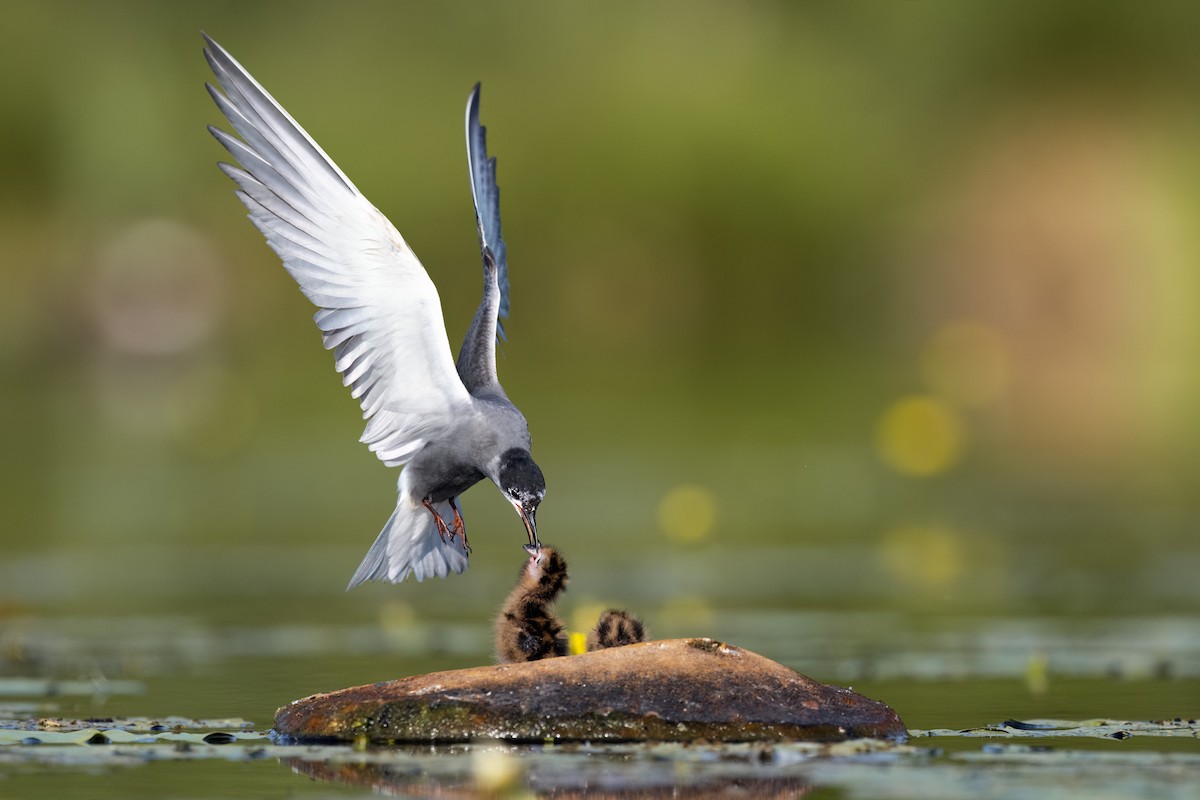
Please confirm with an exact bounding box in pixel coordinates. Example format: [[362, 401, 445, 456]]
[[876, 395, 965, 476], [568, 631, 587, 655], [657, 485, 717, 543], [921, 321, 1010, 409], [879, 524, 965, 589]]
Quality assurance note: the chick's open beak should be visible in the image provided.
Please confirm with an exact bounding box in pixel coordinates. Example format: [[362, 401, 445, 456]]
[[518, 504, 540, 549]]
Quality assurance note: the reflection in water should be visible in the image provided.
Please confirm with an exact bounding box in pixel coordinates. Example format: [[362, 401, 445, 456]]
[[284, 745, 815, 799]]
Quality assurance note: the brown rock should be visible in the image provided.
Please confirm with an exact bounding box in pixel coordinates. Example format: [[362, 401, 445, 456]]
[[274, 638, 905, 743]]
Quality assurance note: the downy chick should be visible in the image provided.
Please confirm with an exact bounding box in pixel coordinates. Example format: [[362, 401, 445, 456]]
[[586, 609, 647, 651], [494, 544, 568, 663]]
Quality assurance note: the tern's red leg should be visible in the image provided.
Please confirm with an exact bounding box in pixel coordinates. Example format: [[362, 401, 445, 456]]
[[422, 498, 452, 543], [448, 496, 471, 553]]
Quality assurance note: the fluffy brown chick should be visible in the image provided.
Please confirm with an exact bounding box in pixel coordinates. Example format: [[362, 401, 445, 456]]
[[586, 609, 647, 651], [494, 544, 569, 663]]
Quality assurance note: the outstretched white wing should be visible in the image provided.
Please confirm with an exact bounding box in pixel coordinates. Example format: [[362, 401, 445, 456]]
[[204, 34, 472, 466]]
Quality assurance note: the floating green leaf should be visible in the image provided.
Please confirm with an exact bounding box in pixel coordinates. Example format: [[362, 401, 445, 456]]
[[911, 718, 1199, 739]]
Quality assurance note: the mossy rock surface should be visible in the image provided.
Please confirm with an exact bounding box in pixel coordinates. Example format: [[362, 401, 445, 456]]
[[274, 638, 906, 743]]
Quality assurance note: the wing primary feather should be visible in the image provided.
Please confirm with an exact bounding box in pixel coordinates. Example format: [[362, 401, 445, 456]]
[[218, 162, 328, 241], [206, 81, 327, 203], [203, 34, 358, 195], [211, 132, 327, 234]]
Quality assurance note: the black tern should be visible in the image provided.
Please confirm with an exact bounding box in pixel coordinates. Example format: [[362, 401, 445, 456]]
[[203, 35, 546, 587]]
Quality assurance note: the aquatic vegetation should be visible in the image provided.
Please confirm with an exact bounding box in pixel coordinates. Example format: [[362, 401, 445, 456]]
[[0, 718, 1196, 798], [0, 716, 264, 746], [912, 717, 1200, 740]]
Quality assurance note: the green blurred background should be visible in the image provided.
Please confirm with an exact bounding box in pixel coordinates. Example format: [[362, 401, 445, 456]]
[[2, 0, 1199, 686]]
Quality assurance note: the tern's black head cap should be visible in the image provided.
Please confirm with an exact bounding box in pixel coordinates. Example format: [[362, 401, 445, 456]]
[[499, 448, 545, 506]]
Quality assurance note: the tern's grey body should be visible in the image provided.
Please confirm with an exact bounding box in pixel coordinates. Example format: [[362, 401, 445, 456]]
[[203, 35, 545, 587]]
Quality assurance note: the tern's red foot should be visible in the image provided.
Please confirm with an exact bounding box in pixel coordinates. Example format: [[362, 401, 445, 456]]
[[422, 498, 452, 544], [448, 496, 471, 554]]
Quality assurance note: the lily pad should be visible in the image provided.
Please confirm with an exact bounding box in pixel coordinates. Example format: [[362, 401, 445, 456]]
[[911, 718, 1200, 739], [0, 716, 266, 747]]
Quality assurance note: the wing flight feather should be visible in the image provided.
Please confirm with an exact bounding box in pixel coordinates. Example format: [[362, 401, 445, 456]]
[[204, 34, 471, 466], [456, 84, 511, 396]]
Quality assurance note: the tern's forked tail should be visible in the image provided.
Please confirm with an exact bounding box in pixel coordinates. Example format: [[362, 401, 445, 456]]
[[346, 495, 469, 589]]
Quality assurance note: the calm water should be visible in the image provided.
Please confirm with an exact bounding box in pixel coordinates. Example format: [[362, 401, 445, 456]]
[[1, 607, 1197, 799]]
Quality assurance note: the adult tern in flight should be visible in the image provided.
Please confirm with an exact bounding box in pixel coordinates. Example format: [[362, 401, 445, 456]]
[[203, 35, 545, 588]]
